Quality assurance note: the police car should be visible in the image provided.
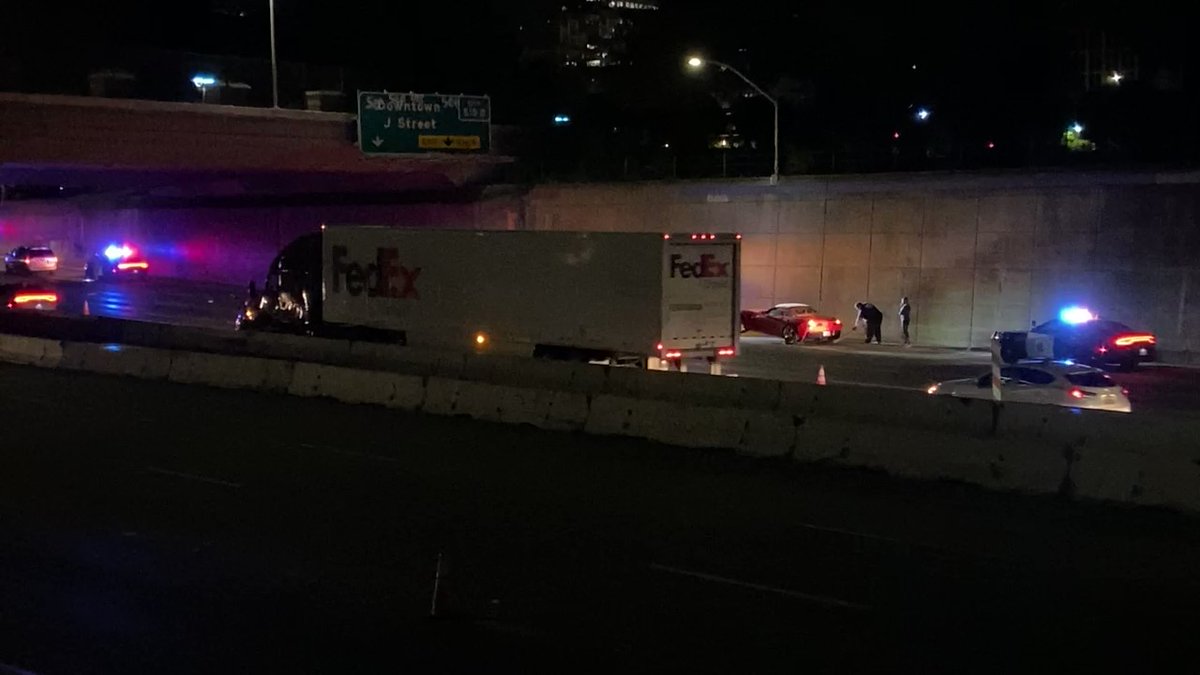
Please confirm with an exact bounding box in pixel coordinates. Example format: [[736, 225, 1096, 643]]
[[995, 307, 1157, 370], [84, 244, 150, 281]]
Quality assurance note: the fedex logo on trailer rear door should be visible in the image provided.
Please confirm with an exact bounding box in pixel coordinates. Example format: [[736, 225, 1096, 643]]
[[668, 253, 729, 279]]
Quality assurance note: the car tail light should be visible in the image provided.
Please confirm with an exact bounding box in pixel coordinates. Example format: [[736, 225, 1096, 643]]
[[1069, 388, 1095, 399], [1112, 333, 1155, 347], [117, 261, 149, 270], [663, 350, 683, 359], [717, 347, 735, 356], [807, 319, 817, 328], [22, 257, 30, 264], [12, 292, 57, 304]]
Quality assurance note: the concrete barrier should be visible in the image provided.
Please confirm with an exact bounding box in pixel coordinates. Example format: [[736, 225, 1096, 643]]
[[736, 411, 798, 458], [0, 334, 63, 367], [583, 394, 639, 437], [288, 362, 425, 411], [2, 326, 1199, 516], [1071, 445, 1200, 512], [60, 342, 172, 379], [422, 377, 462, 417], [168, 351, 293, 392]]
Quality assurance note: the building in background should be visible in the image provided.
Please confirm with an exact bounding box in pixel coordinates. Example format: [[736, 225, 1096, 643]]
[[556, 0, 659, 68]]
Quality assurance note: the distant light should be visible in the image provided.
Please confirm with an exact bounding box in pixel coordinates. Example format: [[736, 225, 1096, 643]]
[[911, 64, 917, 70], [1059, 306, 1096, 324], [1107, 71, 1124, 85], [915, 108, 931, 121], [686, 56, 704, 68], [663, 143, 670, 148], [553, 114, 571, 125], [986, 141, 996, 149], [892, 131, 900, 140], [474, 332, 488, 346], [191, 74, 217, 88], [1070, 122, 1084, 134]]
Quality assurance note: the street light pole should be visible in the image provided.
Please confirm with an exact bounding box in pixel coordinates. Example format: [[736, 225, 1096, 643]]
[[269, 0, 279, 108], [688, 57, 779, 185]]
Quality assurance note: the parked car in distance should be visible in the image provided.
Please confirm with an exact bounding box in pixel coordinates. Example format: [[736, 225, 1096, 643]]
[[740, 303, 842, 345], [4, 246, 58, 275]]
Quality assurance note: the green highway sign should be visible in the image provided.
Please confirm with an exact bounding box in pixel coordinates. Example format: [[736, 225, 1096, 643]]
[[357, 91, 491, 155]]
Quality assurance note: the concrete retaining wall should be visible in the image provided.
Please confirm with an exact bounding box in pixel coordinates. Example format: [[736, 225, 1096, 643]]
[[3, 170, 1198, 360], [3, 331, 1198, 515], [526, 173, 1200, 359]]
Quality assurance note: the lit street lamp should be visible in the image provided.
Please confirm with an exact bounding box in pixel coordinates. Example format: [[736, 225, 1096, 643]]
[[686, 55, 779, 185]]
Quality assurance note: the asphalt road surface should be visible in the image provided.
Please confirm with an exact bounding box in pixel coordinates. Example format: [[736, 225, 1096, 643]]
[[1, 364, 1199, 674], [1, 274, 1197, 415]]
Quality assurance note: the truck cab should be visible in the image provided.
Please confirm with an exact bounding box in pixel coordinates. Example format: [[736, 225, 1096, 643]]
[[237, 233, 321, 333]]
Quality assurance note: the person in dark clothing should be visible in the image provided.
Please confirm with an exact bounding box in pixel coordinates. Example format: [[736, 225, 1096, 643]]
[[853, 301, 883, 344], [899, 296, 912, 346]]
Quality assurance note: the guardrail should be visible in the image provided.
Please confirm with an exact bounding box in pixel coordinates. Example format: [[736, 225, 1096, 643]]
[[1, 312, 1198, 514]]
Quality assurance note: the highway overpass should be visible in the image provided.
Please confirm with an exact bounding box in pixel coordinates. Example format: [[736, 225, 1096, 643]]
[[1, 94, 1198, 360]]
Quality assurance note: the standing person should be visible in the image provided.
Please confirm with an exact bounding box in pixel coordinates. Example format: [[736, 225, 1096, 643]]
[[852, 301, 884, 344], [899, 296, 912, 346]]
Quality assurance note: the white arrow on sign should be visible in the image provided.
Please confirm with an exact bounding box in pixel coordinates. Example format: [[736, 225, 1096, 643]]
[[371, 136, 384, 148]]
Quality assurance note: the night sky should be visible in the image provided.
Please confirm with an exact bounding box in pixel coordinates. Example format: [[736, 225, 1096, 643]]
[[6, 0, 1197, 169]]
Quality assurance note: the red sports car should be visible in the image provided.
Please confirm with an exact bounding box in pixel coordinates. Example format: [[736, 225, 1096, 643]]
[[740, 303, 842, 344]]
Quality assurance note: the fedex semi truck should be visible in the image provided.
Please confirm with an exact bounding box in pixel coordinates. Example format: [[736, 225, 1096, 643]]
[[237, 227, 741, 370]]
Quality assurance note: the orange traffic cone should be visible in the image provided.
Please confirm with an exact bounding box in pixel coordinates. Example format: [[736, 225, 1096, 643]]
[[817, 365, 827, 386], [82, 299, 90, 316]]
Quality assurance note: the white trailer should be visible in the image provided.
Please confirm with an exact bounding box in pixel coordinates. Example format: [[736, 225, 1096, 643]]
[[320, 227, 740, 368]]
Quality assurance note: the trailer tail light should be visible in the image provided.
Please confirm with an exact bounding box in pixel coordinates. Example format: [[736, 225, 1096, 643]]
[[834, 319, 842, 325], [663, 350, 683, 359], [717, 347, 736, 357], [735, 234, 742, 239], [655, 343, 664, 351], [1112, 333, 1155, 347], [663, 234, 671, 239]]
